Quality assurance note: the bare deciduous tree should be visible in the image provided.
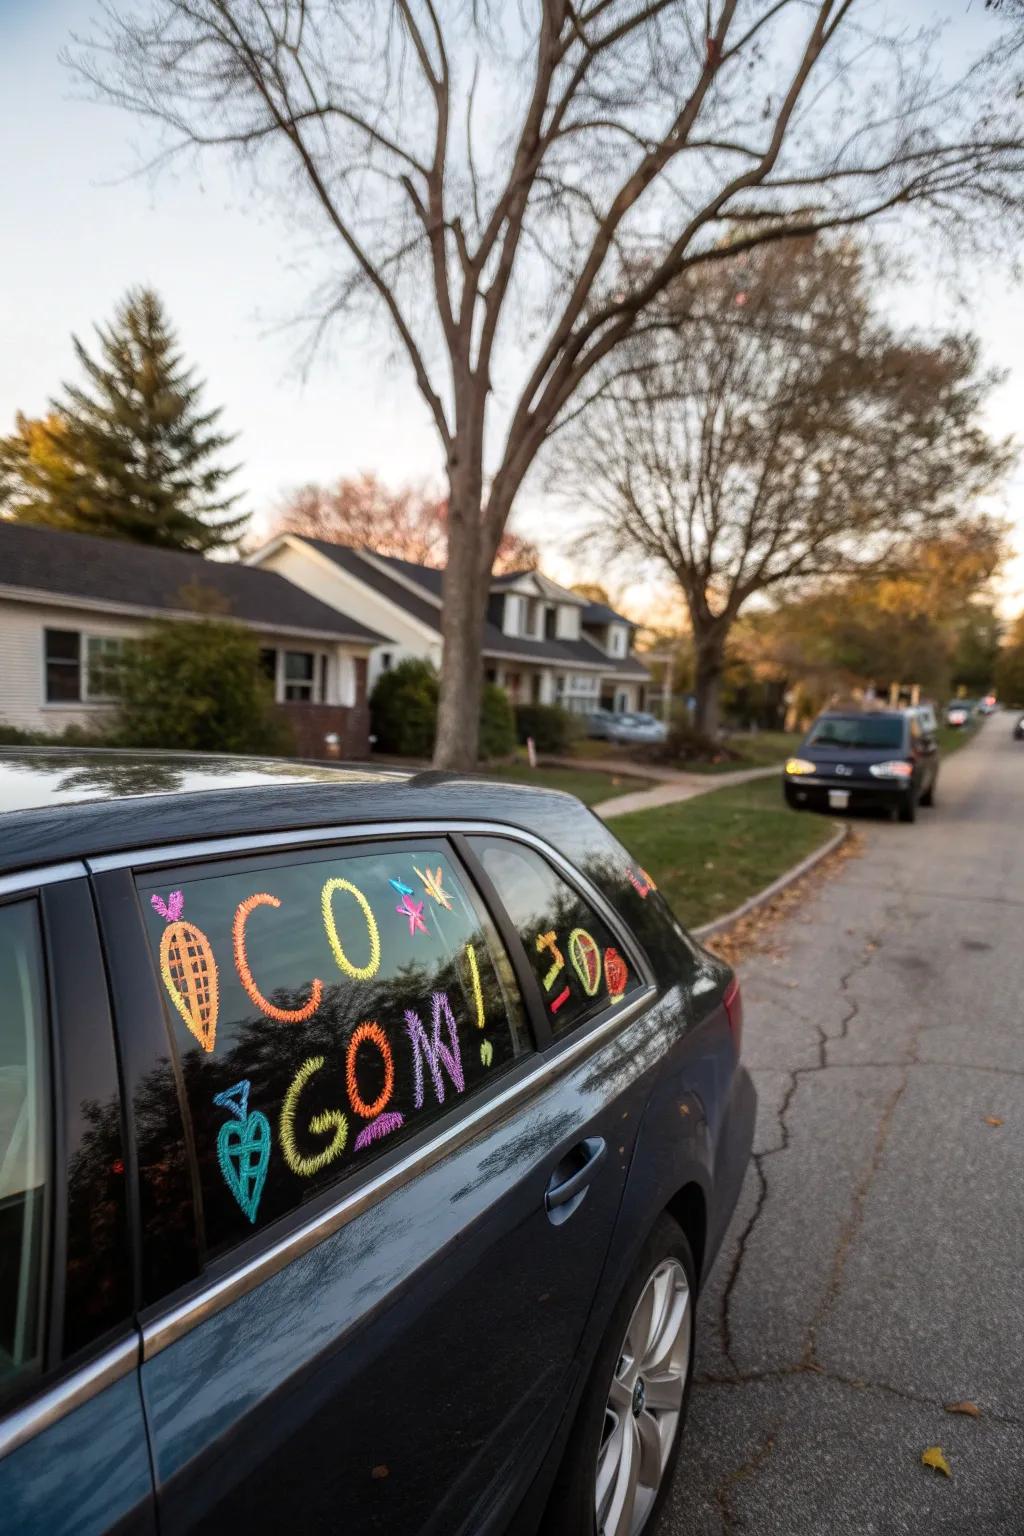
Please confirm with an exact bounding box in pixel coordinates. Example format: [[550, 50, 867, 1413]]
[[555, 237, 1015, 733], [70, 1, 1024, 765]]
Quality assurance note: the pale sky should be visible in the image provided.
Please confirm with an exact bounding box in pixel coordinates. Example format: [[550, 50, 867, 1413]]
[[2, 0, 1023, 623]]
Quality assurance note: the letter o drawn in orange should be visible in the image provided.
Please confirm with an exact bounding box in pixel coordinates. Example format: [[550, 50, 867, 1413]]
[[233, 892, 323, 1023], [346, 1021, 394, 1120]]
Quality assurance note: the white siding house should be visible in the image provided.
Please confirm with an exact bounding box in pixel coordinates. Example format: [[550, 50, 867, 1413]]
[[248, 536, 650, 711], [0, 524, 387, 756]]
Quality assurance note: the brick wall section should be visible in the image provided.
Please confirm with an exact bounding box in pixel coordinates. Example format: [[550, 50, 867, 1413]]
[[277, 657, 370, 760]]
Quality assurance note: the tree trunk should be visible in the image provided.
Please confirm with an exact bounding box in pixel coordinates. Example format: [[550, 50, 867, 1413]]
[[693, 630, 725, 738], [434, 464, 488, 770]]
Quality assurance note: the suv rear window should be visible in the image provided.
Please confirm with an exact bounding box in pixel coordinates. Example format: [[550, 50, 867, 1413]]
[[471, 837, 640, 1037], [806, 716, 904, 750], [137, 841, 525, 1259]]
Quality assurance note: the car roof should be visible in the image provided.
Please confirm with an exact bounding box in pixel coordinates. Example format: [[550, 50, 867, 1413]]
[[815, 709, 907, 720], [0, 749, 595, 877]]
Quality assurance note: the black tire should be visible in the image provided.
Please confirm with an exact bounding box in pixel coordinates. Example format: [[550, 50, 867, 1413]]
[[541, 1215, 697, 1536], [920, 773, 936, 808], [898, 793, 917, 823]]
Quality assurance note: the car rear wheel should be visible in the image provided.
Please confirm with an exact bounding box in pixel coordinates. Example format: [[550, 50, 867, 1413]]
[[542, 1215, 696, 1536]]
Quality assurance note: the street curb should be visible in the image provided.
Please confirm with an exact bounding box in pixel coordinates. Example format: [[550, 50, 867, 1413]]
[[692, 821, 849, 941]]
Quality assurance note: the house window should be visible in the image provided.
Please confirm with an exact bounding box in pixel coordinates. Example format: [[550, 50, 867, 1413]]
[[283, 651, 316, 701], [544, 607, 557, 640], [609, 626, 627, 658], [84, 636, 124, 700], [504, 594, 523, 636], [318, 654, 329, 703], [44, 629, 81, 702], [379, 652, 393, 671]]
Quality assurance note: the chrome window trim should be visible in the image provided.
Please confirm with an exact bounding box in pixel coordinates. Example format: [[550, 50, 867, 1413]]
[[0, 1334, 138, 1463], [0, 862, 89, 899], [140, 983, 655, 1362]]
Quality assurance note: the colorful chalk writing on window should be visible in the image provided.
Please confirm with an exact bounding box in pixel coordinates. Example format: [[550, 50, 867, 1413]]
[[137, 842, 526, 1262], [471, 837, 640, 1037]]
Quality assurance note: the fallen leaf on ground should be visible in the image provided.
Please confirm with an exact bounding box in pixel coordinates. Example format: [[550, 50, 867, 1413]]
[[983, 1116, 1004, 1127], [944, 1401, 980, 1417], [921, 1446, 951, 1477]]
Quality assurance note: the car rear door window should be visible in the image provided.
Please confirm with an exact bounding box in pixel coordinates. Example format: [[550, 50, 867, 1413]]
[[0, 902, 50, 1402], [136, 840, 526, 1260], [471, 836, 640, 1036]]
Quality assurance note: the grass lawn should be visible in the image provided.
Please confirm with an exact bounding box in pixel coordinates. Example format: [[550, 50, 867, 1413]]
[[936, 721, 979, 755], [480, 763, 652, 806], [611, 773, 835, 929], [690, 729, 805, 774], [567, 728, 802, 774]]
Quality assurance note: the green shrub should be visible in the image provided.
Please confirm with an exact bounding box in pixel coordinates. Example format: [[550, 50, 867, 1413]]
[[479, 683, 516, 760], [514, 703, 583, 753], [0, 722, 43, 745], [112, 616, 293, 755], [370, 658, 439, 756]]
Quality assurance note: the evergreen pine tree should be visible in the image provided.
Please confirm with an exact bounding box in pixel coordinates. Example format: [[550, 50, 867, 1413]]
[[0, 288, 247, 552]]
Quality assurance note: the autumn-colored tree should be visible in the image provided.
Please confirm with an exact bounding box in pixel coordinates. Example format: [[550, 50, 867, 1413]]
[[72, 2, 1024, 766], [738, 521, 1007, 709], [995, 613, 1024, 705], [274, 473, 538, 575], [558, 238, 1013, 732]]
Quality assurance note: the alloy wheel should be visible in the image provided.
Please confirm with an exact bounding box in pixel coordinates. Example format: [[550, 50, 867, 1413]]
[[594, 1257, 691, 1536]]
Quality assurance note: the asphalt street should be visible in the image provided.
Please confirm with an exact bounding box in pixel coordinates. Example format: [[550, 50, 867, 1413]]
[[663, 713, 1024, 1535]]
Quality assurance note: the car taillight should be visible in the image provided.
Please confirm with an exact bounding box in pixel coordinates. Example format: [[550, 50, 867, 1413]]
[[723, 977, 743, 1056]]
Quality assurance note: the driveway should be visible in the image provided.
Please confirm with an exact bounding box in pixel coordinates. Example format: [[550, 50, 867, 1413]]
[[664, 714, 1024, 1534]]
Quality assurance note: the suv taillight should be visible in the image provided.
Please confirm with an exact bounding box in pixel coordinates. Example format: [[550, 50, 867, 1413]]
[[723, 977, 743, 1056]]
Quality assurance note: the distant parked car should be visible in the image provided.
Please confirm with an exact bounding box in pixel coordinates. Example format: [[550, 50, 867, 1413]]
[[945, 700, 974, 728], [1013, 715, 1024, 740], [585, 710, 619, 739], [977, 694, 998, 715], [608, 712, 669, 745], [785, 708, 938, 823]]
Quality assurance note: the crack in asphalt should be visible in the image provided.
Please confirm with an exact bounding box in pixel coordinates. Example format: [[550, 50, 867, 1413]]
[[694, 1364, 1024, 1431], [717, 938, 886, 1370], [801, 1069, 908, 1368], [712, 1428, 777, 1534]]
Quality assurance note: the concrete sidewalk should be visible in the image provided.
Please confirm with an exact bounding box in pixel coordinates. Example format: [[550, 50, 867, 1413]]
[[592, 763, 780, 819]]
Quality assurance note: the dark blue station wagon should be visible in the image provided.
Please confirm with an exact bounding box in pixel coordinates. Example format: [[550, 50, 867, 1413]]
[[0, 752, 754, 1536]]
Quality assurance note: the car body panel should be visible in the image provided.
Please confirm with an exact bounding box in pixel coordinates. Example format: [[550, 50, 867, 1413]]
[[0, 1366, 154, 1536], [137, 991, 665, 1536]]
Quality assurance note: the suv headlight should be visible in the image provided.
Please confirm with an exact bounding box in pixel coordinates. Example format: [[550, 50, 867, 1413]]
[[869, 761, 913, 779], [785, 758, 816, 775]]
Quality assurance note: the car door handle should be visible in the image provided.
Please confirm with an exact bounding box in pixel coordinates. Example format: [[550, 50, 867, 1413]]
[[545, 1137, 607, 1222]]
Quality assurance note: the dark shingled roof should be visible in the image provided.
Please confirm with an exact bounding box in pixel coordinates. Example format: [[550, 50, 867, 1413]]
[[582, 599, 633, 628], [0, 523, 384, 644], [295, 538, 648, 673]]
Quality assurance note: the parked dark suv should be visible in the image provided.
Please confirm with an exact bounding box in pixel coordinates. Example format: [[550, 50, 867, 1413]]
[[0, 751, 754, 1536], [784, 708, 939, 823]]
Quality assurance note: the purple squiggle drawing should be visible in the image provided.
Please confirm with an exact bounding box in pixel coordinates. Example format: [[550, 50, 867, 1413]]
[[354, 1111, 405, 1150]]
